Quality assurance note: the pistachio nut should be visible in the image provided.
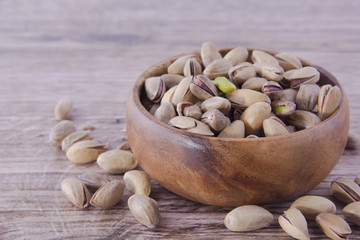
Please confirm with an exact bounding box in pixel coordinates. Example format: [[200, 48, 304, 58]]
[[251, 50, 279, 65], [203, 58, 232, 79], [343, 202, 360, 227], [97, 149, 137, 174], [331, 177, 360, 204], [224, 205, 273, 232], [201, 109, 231, 133], [254, 62, 284, 82], [281, 88, 298, 102], [224, 47, 248, 66], [287, 110, 321, 130], [278, 208, 310, 240], [200, 42, 222, 67], [55, 98, 72, 120], [242, 77, 268, 91], [61, 130, 92, 152], [90, 180, 125, 209], [161, 85, 177, 104], [263, 117, 289, 137], [117, 141, 131, 151], [261, 81, 283, 99], [213, 76, 236, 94], [154, 102, 176, 123], [282, 66, 320, 88], [316, 212, 352, 240], [160, 74, 183, 89], [167, 54, 198, 75], [124, 170, 151, 196], [61, 178, 91, 208], [271, 99, 296, 117], [184, 58, 202, 77], [66, 140, 107, 164], [200, 96, 231, 115], [318, 84, 341, 120], [240, 102, 271, 136], [176, 102, 193, 116], [128, 194, 160, 229], [226, 89, 271, 110], [296, 84, 320, 111], [49, 120, 77, 147], [169, 116, 214, 136], [183, 104, 202, 120], [171, 76, 198, 105], [228, 62, 257, 85], [346, 132, 359, 150], [290, 195, 336, 221], [190, 74, 219, 100], [78, 172, 109, 190], [144, 76, 166, 103], [275, 52, 302, 71], [218, 120, 245, 138], [149, 103, 160, 115]]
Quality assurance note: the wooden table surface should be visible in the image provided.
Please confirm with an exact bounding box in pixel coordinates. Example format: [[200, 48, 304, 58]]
[[1, 0, 360, 239]]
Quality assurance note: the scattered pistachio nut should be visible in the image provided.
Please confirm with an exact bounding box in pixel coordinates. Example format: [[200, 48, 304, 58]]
[[117, 141, 132, 151], [97, 149, 137, 174], [49, 120, 77, 147], [346, 132, 359, 150], [90, 180, 125, 209], [128, 194, 160, 229], [278, 208, 310, 240], [66, 140, 107, 164], [124, 170, 151, 196], [316, 212, 352, 240], [61, 130, 92, 152], [78, 172, 109, 190], [224, 205, 273, 232], [343, 202, 360, 227], [55, 98, 72, 120], [331, 177, 360, 204], [61, 178, 91, 208]]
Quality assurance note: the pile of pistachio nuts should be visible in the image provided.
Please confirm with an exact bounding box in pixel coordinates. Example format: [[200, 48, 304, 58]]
[[143, 42, 342, 138], [50, 99, 160, 229]]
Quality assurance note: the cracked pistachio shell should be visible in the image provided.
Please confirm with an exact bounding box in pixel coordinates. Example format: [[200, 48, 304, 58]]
[[201, 109, 231, 133], [224, 47, 249, 66], [262, 81, 283, 100], [271, 99, 296, 117], [50, 120, 77, 147], [263, 117, 289, 137], [61, 130, 92, 152], [144, 76, 166, 103], [66, 140, 106, 164], [184, 58, 202, 77], [296, 84, 320, 111], [190, 74, 219, 100], [169, 116, 214, 136], [281, 88, 298, 102], [61, 178, 91, 208], [287, 110, 321, 130], [213, 77, 236, 94], [316, 213, 352, 240], [90, 180, 125, 209], [224, 205, 273, 232], [201, 42, 222, 67], [117, 141, 131, 151], [254, 62, 284, 82], [242, 77, 268, 91], [161, 85, 177, 104], [251, 50, 279, 65], [171, 76, 198, 105], [78, 172, 109, 190], [228, 62, 257, 85], [204, 58, 232, 79], [176, 102, 193, 116], [318, 84, 341, 120], [331, 177, 360, 204], [183, 105, 202, 120], [124, 170, 151, 196], [167, 54, 198, 75], [218, 120, 245, 138], [226, 89, 271, 110], [240, 102, 271, 136], [278, 208, 310, 240], [97, 149, 137, 174], [291, 195, 336, 221], [155, 102, 176, 123], [201, 96, 231, 115], [282, 66, 320, 88], [343, 202, 360, 227], [55, 98, 72, 120], [128, 194, 160, 229], [275, 52, 302, 71], [160, 74, 183, 89]]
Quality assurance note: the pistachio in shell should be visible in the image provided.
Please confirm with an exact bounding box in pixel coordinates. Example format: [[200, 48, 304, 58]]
[[254, 62, 284, 82], [154, 102, 176, 123], [224, 47, 248, 66], [282, 66, 320, 88], [228, 62, 256, 85], [227, 89, 271, 110], [201, 109, 231, 133], [278, 208, 310, 240], [190, 74, 219, 100], [263, 117, 289, 137], [275, 52, 302, 71], [167, 54, 198, 75], [296, 84, 320, 111], [318, 84, 341, 120], [183, 58, 202, 77], [218, 120, 245, 138], [316, 212, 351, 240], [287, 110, 321, 130], [242, 77, 268, 91], [204, 58, 232, 79], [171, 76, 198, 105], [144, 76, 166, 103], [240, 102, 271, 136], [251, 50, 279, 65], [343, 202, 360, 227], [160, 74, 183, 89], [200, 42, 222, 67], [201, 96, 231, 115], [271, 99, 296, 117]]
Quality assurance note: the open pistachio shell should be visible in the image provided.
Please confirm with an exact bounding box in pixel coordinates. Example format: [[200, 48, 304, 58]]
[[318, 84, 341, 120]]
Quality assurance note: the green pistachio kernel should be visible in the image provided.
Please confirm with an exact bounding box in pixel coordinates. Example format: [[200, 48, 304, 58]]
[[214, 77, 236, 94], [274, 104, 286, 113]]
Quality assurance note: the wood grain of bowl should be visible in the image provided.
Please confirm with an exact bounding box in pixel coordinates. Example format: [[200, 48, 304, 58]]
[[126, 48, 350, 207]]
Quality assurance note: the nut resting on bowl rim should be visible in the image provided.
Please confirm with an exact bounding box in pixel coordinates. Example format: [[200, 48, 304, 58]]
[[126, 47, 350, 207]]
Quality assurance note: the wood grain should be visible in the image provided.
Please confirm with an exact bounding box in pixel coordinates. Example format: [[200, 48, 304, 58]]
[[0, 0, 360, 239]]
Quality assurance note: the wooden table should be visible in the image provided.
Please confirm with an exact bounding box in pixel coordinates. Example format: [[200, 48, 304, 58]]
[[1, 0, 359, 239]]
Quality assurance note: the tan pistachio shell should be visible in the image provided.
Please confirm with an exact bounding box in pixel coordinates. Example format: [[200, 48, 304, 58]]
[[218, 120, 245, 138], [228, 62, 257, 85], [263, 117, 289, 137], [316, 212, 352, 240], [97, 149, 137, 174], [275, 52, 302, 71], [287, 110, 321, 130], [251, 50, 279, 65], [124, 170, 151, 196], [242, 77, 268, 91], [201, 109, 231, 133], [144, 76, 166, 103], [128, 194, 160, 229], [227, 89, 271, 110], [318, 84, 341, 120], [167, 54, 198, 75], [190, 74, 219, 100], [160, 74, 183, 89], [296, 84, 320, 111], [49, 120, 77, 147], [61, 178, 91, 208], [66, 140, 106, 164], [200, 96, 231, 115], [171, 76, 198, 105], [224, 47, 249, 66], [161, 85, 177, 104], [90, 180, 125, 209], [240, 102, 271, 136], [343, 202, 360, 227], [204, 58, 233, 79], [184, 58, 202, 77], [61, 130, 92, 152], [331, 177, 360, 204], [55, 98, 72, 120], [201, 42, 222, 67], [254, 62, 284, 82], [278, 208, 310, 240], [282, 66, 320, 88], [154, 102, 176, 124]]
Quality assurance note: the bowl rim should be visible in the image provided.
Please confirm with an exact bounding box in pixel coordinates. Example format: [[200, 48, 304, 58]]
[[131, 47, 346, 142]]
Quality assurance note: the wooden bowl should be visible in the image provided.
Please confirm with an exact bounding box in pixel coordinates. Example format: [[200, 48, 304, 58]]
[[126, 48, 350, 207]]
